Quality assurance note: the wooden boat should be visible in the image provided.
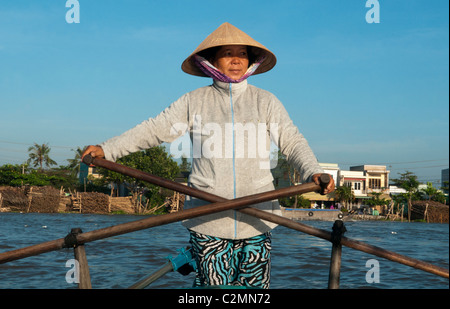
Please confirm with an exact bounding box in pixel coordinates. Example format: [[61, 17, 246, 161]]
[[0, 156, 447, 289]]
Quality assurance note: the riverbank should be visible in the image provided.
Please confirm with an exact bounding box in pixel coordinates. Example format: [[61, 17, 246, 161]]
[[343, 214, 388, 221], [1, 186, 448, 223], [280, 204, 449, 223], [280, 207, 345, 221], [0, 185, 186, 215], [0, 186, 137, 214], [280, 207, 389, 222]]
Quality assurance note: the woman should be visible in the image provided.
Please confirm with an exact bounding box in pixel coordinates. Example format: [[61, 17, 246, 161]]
[[82, 22, 335, 288]]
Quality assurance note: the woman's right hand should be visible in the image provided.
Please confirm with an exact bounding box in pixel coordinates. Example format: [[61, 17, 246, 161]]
[[81, 145, 105, 161]]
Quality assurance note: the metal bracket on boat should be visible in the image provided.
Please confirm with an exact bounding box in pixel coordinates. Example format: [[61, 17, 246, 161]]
[[166, 247, 197, 275], [63, 228, 82, 248]]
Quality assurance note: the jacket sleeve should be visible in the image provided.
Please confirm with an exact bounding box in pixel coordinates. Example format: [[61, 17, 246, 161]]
[[100, 93, 190, 162], [267, 94, 324, 183]]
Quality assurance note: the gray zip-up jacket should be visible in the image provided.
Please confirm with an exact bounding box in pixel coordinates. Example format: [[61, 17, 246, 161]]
[[100, 79, 323, 239]]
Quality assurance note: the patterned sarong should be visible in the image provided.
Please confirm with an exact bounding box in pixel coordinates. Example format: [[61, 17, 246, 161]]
[[189, 230, 272, 289]]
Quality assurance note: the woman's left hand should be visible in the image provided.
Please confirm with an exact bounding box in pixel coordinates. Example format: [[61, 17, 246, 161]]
[[312, 173, 335, 194]]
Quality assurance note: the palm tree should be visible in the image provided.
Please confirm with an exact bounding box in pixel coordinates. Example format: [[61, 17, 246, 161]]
[[334, 185, 354, 210], [421, 182, 438, 201], [66, 146, 84, 175], [391, 171, 419, 222], [27, 143, 57, 170], [392, 171, 419, 221]]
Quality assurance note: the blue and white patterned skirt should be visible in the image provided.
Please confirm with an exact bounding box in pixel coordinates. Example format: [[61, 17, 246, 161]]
[[189, 230, 272, 289]]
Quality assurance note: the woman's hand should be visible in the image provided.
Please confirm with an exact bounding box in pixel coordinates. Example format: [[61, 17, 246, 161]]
[[81, 145, 105, 161], [312, 173, 335, 194]]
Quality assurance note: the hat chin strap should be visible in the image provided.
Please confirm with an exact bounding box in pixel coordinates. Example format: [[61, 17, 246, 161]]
[[193, 54, 266, 83]]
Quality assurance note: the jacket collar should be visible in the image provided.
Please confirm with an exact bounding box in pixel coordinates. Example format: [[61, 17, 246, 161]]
[[212, 79, 248, 97]]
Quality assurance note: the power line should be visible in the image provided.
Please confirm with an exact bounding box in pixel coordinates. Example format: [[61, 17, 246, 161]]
[[380, 159, 449, 165], [389, 164, 449, 171], [338, 158, 449, 165], [0, 148, 27, 153], [0, 140, 74, 149]]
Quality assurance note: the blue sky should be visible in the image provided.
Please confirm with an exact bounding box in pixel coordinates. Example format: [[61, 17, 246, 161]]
[[0, 0, 448, 185]]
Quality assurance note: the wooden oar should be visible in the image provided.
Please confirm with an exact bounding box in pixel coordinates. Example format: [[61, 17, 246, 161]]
[[82, 155, 330, 201], [0, 165, 325, 264], [1, 156, 447, 280], [128, 261, 173, 289], [81, 155, 449, 279]]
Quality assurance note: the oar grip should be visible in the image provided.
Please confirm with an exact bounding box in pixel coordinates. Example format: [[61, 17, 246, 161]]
[[319, 173, 331, 195], [82, 154, 95, 165]]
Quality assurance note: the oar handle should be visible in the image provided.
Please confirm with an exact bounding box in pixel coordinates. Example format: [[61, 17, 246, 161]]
[[82, 154, 329, 196], [318, 173, 331, 195], [82, 154, 96, 165]]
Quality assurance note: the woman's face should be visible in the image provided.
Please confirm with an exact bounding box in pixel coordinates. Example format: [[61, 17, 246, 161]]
[[212, 45, 249, 80]]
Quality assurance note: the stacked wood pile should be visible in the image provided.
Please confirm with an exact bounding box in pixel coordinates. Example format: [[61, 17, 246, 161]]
[[0, 186, 28, 212], [70, 192, 111, 214], [109, 196, 135, 214], [0, 186, 60, 213], [26, 186, 60, 213], [1, 186, 185, 215], [411, 201, 449, 223]]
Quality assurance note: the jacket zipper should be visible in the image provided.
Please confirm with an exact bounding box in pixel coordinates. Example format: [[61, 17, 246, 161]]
[[229, 83, 237, 238]]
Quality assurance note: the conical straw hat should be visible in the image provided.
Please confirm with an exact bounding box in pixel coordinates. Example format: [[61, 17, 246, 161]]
[[182, 22, 277, 77]]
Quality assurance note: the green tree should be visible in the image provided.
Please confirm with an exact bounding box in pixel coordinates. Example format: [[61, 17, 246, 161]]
[[66, 147, 84, 176], [0, 164, 28, 186], [97, 146, 180, 211], [27, 143, 57, 170], [366, 192, 390, 214], [421, 182, 438, 201], [276, 150, 301, 185], [9, 170, 51, 186], [391, 194, 407, 217], [179, 155, 191, 173], [420, 182, 447, 204], [391, 171, 419, 222], [46, 166, 79, 190], [334, 185, 354, 209], [441, 181, 449, 194], [274, 150, 303, 207], [0, 163, 71, 187], [441, 181, 449, 205]]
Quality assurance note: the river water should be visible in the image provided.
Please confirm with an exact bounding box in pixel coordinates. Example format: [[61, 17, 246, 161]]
[[0, 212, 448, 289]]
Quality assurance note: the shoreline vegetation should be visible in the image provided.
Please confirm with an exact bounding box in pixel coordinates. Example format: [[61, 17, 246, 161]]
[[0, 185, 180, 216], [1, 185, 448, 223], [2, 145, 448, 223]]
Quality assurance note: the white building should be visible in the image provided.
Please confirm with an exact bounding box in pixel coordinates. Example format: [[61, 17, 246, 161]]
[[300, 163, 392, 211]]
